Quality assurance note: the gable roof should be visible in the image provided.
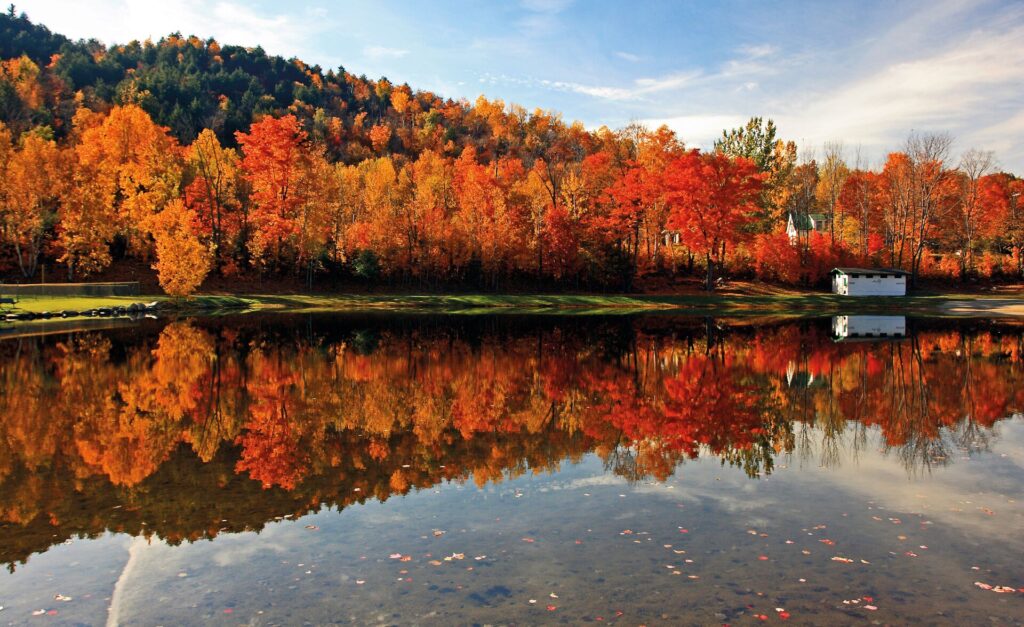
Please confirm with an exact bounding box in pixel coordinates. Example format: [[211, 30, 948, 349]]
[[831, 267, 909, 277], [789, 212, 832, 230], [789, 212, 813, 230]]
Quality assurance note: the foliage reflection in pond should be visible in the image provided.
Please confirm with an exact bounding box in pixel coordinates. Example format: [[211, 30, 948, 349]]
[[0, 315, 1021, 570]]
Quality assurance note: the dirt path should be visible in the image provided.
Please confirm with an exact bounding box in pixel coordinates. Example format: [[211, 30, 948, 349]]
[[941, 298, 1024, 316]]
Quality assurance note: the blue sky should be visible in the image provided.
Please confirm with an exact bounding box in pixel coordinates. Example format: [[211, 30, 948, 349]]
[[22, 0, 1024, 171]]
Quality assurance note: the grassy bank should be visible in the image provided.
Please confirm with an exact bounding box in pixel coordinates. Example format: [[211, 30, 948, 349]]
[[7, 291, 1024, 318]]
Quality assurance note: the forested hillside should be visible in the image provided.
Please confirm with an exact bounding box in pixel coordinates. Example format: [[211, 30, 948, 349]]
[[0, 8, 1020, 295]]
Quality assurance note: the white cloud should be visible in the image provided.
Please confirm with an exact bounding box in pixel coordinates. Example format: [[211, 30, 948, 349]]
[[21, 0, 328, 60], [363, 45, 410, 60], [621, 3, 1024, 169], [774, 21, 1024, 163], [640, 114, 748, 148], [502, 69, 704, 102], [615, 51, 641, 62], [544, 80, 636, 100]]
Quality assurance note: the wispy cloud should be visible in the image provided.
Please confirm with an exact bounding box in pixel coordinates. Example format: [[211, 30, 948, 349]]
[[634, 71, 703, 93], [486, 69, 704, 102], [520, 0, 574, 13], [363, 45, 410, 59], [641, 3, 1024, 167], [615, 51, 641, 62], [736, 44, 777, 59], [774, 13, 1024, 163]]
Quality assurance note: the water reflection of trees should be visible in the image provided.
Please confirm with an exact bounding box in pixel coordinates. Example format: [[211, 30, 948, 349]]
[[0, 316, 1021, 570]]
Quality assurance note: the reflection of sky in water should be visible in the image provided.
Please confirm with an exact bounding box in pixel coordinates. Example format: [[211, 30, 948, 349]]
[[3, 422, 1022, 625]]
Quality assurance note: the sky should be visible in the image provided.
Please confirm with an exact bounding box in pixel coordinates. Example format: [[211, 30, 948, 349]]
[[20, 0, 1024, 171]]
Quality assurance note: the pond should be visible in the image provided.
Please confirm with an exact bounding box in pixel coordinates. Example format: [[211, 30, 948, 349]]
[[0, 313, 1022, 625]]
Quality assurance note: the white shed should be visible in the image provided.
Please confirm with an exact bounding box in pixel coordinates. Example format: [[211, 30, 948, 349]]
[[830, 268, 907, 296]]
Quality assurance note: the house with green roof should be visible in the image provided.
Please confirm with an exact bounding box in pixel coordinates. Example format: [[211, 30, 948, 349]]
[[786, 212, 832, 243]]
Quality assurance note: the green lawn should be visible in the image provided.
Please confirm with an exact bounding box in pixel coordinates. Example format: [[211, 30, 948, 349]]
[[4, 291, 1024, 318], [4, 294, 163, 313]]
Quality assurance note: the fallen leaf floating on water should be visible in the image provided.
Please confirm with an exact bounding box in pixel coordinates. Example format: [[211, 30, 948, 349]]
[[432, 530, 446, 537], [547, 605, 557, 611], [54, 594, 72, 602], [974, 582, 1019, 593], [32, 610, 47, 616], [305, 525, 319, 530], [389, 553, 402, 559], [831, 557, 854, 563]]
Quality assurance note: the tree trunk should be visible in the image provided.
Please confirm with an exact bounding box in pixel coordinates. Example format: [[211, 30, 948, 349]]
[[705, 252, 713, 291]]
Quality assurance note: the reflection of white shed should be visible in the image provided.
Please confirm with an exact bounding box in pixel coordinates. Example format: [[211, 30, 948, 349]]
[[832, 315, 906, 340], [831, 268, 907, 296]]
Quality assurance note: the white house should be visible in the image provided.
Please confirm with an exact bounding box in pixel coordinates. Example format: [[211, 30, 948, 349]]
[[830, 268, 908, 296], [831, 316, 907, 341], [786, 212, 832, 243]]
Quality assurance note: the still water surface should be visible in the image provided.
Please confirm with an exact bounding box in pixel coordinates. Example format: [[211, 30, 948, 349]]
[[0, 314, 1022, 625]]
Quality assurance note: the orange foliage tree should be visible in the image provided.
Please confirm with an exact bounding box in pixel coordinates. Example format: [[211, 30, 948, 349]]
[[664, 150, 762, 289]]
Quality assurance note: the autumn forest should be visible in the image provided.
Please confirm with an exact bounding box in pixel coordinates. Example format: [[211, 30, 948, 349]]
[[1, 10, 1023, 296]]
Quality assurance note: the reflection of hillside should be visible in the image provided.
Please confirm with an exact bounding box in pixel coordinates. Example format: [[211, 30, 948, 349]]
[[0, 315, 1021, 570]]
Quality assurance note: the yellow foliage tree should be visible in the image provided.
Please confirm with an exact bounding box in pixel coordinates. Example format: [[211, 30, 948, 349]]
[[151, 199, 212, 297]]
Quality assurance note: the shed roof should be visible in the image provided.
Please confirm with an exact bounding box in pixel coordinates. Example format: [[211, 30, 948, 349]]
[[831, 267, 908, 276]]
